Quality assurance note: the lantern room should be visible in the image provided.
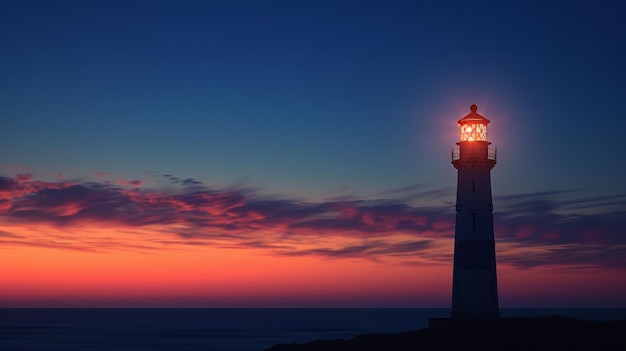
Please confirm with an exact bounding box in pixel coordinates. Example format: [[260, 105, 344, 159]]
[[458, 104, 490, 142]]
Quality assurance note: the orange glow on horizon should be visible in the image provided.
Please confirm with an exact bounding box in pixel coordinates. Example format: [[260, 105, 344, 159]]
[[3, 239, 624, 307], [0, 243, 452, 307]]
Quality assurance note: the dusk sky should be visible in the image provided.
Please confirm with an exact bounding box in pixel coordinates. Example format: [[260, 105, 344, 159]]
[[1, 0, 625, 307]]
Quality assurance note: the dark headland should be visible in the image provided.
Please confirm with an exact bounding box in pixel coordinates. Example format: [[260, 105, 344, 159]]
[[265, 316, 626, 351]]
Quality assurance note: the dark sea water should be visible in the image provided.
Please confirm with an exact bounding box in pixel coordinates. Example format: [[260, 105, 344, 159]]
[[2, 308, 625, 351]]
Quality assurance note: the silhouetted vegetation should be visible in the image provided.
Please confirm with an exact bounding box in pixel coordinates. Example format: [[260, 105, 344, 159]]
[[266, 316, 626, 351]]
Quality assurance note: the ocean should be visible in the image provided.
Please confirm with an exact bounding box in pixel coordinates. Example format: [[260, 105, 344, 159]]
[[2, 308, 625, 351]]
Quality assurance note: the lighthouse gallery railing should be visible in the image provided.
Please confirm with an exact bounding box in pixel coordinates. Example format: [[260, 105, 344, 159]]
[[451, 146, 497, 162]]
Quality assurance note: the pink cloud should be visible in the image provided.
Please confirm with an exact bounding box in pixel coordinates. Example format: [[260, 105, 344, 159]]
[[515, 225, 536, 239], [0, 173, 624, 270], [15, 173, 33, 182]]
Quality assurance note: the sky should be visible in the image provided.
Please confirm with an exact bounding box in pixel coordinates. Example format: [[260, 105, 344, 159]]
[[1, 0, 625, 307]]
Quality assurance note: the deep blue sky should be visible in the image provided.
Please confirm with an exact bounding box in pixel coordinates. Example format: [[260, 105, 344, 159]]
[[1, 0, 625, 200]]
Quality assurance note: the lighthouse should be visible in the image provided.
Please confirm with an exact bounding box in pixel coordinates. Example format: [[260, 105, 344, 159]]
[[450, 104, 499, 319]]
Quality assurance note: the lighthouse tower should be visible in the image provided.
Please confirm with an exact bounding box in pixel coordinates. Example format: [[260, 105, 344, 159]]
[[450, 104, 499, 319]]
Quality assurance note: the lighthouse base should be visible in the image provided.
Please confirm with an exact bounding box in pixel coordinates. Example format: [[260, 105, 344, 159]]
[[428, 315, 500, 331], [450, 310, 500, 319]]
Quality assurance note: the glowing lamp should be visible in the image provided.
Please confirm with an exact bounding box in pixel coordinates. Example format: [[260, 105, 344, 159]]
[[458, 104, 490, 142]]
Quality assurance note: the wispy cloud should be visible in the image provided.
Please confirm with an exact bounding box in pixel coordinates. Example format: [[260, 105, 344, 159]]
[[115, 179, 143, 187], [0, 173, 623, 270]]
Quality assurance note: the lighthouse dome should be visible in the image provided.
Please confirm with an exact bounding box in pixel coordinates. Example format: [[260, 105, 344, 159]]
[[458, 104, 490, 125]]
